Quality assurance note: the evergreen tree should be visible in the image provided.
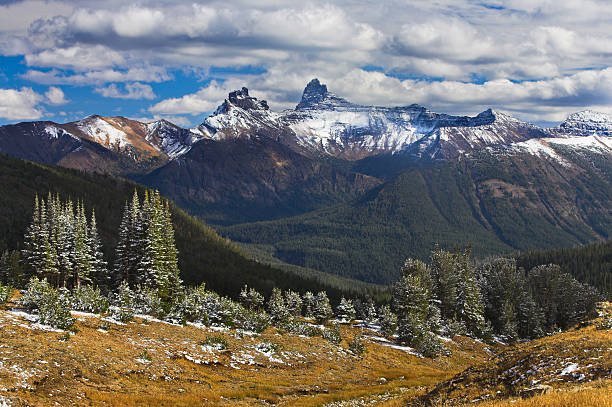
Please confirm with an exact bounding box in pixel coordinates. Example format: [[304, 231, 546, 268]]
[[284, 290, 302, 317], [71, 202, 92, 289], [313, 291, 332, 323], [336, 297, 356, 321], [303, 291, 315, 318], [22, 195, 44, 277], [430, 247, 459, 320], [364, 298, 377, 324], [456, 249, 487, 338], [88, 210, 109, 291], [379, 305, 397, 338], [239, 285, 264, 311], [267, 287, 289, 325], [134, 191, 182, 305]]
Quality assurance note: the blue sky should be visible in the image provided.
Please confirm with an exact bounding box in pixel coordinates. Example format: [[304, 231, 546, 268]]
[[0, 0, 611, 128]]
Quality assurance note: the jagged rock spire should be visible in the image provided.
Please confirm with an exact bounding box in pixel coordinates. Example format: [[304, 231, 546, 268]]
[[296, 78, 330, 110], [215, 87, 269, 114]]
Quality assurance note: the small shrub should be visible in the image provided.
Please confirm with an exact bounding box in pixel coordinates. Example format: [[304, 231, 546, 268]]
[[20, 277, 52, 310], [446, 319, 467, 337], [139, 349, 152, 362], [0, 282, 11, 304], [71, 285, 109, 314], [235, 307, 269, 333], [322, 324, 342, 344], [285, 320, 323, 337], [348, 334, 366, 355], [38, 288, 76, 330], [112, 281, 135, 323], [239, 285, 264, 311], [99, 321, 111, 331], [134, 286, 165, 318], [202, 335, 228, 350], [255, 342, 282, 354], [418, 332, 450, 358]]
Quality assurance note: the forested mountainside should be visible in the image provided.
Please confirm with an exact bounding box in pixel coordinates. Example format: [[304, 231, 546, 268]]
[[517, 239, 612, 300], [0, 154, 379, 300], [222, 144, 612, 285], [140, 136, 380, 225]]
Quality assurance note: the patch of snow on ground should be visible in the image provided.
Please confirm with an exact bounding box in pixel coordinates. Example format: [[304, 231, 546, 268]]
[[0, 394, 11, 407], [561, 363, 579, 375]]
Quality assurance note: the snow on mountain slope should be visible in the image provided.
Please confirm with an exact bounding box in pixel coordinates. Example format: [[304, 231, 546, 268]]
[[550, 110, 612, 137], [504, 132, 612, 166], [200, 79, 547, 160], [145, 119, 203, 158], [43, 125, 79, 141], [75, 116, 132, 150], [195, 87, 286, 141]]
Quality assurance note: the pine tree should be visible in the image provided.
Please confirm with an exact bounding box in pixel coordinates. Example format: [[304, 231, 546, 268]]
[[114, 201, 133, 287], [336, 297, 356, 321], [303, 291, 315, 318], [456, 249, 486, 338], [364, 298, 377, 324], [55, 197, 74, 287], [267, 287, 289, 325], [378, 305, 397, 338], [239, 285, 264, 311], [284, 290, 302, 317], [313, 291, 333, 324], [430, 248, 459, 320], [71, 202, 92, 289], [22, 195, 43, 277], [88, 210, 109, 291]]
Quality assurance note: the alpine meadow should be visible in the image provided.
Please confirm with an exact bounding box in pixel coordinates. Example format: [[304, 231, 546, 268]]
[[0, 1, 611, 406]]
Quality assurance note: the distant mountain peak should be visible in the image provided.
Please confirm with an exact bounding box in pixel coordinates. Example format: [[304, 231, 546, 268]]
[[559, 110, 612, 136], [216, 87, 269, 114], [297, 78, 328, 107], [296, 78, 351, 110]]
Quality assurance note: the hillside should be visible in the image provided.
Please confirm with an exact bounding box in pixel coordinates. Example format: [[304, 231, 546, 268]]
[[0, 291, 492, 407], [0, 154, 377, 300], [0, 293, 609, 406], [417, 302, 612, 406], [222, 144, 612, 284], [140, 136, 380, 225]]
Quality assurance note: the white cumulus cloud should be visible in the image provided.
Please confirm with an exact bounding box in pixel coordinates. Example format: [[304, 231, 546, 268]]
[[0, 87, 43, 120], [95, 82, 156, 100], [44, 86, 68, 105]]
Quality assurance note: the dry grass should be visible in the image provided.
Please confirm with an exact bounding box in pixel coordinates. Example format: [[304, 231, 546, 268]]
[[473, 380, 612, 407], [1, 299, 609, 407], [412, 302, 612, 407], [0, 297, 490, 407]]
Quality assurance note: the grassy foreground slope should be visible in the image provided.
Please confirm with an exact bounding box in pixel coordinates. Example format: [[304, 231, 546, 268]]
[[0, 295, 610, 406], [0, 154, 370, 299], [0, 291, 491, 407]]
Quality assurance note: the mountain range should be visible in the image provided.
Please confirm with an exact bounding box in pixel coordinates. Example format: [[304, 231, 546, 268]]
[[1, 78, 611, 283]]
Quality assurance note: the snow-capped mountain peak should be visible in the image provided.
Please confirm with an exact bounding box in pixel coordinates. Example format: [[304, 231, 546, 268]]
[[558, 110, 612, 136], [145, 119, 204, 159], [215, 87, 270, 115], [296, 78, 353, 110], [75, 115, 132, 150]]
